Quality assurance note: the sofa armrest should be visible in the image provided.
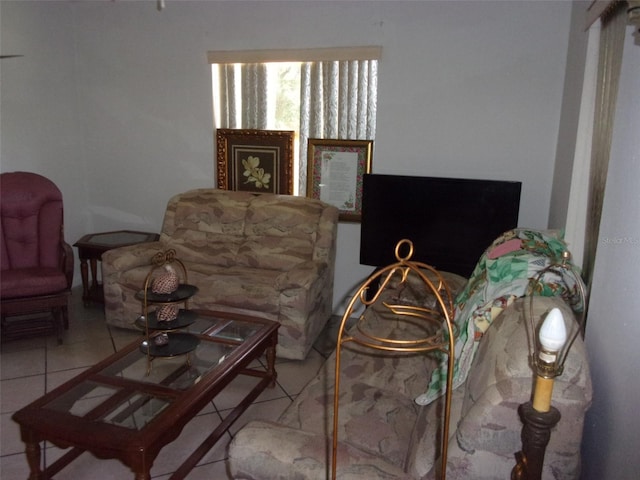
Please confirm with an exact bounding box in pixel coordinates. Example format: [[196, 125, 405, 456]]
[[274, 260, 328, 290], [451, 296, 591, 478], [229, 420, 412, 480], [101, 241, 164, 273]]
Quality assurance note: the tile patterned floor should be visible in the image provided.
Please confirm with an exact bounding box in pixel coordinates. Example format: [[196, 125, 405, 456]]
[[1, 287, 339, 479]]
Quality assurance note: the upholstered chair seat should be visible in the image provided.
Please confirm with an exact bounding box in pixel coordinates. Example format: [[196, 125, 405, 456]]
[[1, 171, 74, 343]]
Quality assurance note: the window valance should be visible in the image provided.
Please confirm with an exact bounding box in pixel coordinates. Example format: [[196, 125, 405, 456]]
[[207, 46, 382, 65]]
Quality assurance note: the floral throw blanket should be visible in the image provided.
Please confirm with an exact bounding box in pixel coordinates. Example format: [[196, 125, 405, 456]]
[[415, 229, 582, 406]]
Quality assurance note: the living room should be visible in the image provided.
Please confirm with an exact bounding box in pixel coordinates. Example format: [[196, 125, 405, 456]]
[[1, 1, 639, 479]]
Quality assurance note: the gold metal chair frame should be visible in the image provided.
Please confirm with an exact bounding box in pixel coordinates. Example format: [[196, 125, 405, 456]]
[[331, 239, 457, 480]]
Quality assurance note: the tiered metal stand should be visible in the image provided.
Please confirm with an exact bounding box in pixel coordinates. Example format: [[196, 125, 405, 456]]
[[331, 239, 458, 480], [135, 249, 199, 374]]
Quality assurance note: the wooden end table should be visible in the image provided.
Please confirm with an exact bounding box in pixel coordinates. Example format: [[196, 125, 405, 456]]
[[74, 230, 159, 306], [12, 309, 279, 480]]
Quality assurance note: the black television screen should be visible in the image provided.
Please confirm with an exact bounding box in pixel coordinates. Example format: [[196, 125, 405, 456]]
[[360, 174, 522, 278]]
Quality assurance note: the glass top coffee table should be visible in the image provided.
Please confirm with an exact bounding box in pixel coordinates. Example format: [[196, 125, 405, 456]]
[[12, 310, 279, 480]]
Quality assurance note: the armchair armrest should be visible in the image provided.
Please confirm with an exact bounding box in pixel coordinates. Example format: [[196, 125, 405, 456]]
[[452, 296, 591, 476], [274, 260, 328, 290], [101, 241, 164, 273], [229, 420, 411, 480], [61, 241, 74, 288]]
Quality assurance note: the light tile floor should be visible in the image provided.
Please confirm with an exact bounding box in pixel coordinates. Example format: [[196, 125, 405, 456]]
[[1, 287, 340, 479]]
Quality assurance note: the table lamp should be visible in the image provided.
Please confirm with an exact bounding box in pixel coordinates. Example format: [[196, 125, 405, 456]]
[[512, 251, 587, 480]]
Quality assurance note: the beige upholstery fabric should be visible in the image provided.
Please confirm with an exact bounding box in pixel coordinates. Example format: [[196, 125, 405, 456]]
[[229, 285, 592, 479], [449, 296, 591, 479], [102, 189, 339, 360]]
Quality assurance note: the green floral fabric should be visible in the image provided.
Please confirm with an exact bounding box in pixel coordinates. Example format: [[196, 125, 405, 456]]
[[416, 229, 582, 405]]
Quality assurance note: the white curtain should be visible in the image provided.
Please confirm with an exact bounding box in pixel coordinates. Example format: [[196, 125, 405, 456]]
[[565, 3, 626, 289], [216, 63, 269, 129], [298, 59, 378, 195], [581, 5, 626, 287], [214, 58, 378, 195]]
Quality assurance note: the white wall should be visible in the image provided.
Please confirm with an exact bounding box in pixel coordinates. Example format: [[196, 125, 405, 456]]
[[581, 25, 640, 479], [0, 0, 573, 310], [0, 2, 87, 245]]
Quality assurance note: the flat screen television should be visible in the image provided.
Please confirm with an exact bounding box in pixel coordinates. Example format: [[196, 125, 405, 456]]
[[360, 174, 522, 278]]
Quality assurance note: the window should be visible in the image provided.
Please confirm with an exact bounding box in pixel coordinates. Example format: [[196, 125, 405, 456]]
[[209, 47, 380, 194]]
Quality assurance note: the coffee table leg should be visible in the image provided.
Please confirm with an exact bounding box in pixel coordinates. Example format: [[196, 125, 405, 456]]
[[25, 441, 43, 480], [266, 332, 278, 388]]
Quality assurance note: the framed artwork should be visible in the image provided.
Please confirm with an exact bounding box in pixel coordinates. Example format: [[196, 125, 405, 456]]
[[216, 129, 294, 195], [307, 138, 373, 222]]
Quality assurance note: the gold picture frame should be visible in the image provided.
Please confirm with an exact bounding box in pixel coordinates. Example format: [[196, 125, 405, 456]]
[[307, 138, 373, 222], [216, 129, 294, 195]]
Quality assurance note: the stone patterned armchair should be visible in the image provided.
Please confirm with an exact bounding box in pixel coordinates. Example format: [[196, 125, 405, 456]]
[[230, 295, 591, 480], [228, 230, 593, 479], [102, 188, 339, 360]]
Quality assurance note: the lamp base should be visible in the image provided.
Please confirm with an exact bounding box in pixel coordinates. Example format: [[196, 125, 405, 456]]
[[511, 401, 561, 480]]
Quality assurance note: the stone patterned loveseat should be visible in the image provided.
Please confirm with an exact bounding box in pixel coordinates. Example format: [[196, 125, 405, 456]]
[[102, 188, 339, 360], [228, 230, 593, 479]]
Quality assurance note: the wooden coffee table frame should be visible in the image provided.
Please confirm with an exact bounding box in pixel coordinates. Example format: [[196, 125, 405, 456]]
[[12, 310, 278, 480]]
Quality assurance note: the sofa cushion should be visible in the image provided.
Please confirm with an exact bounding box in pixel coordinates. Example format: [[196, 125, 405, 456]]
[[236, 235, 314, 271], [233, 194, 324, 271], [278, 287, 456, 471], [243, 194, 325, 240], [163, 190, 325, 271], [166, 189, 250, 236], [279, 370, 419, 469], [404, 386, 466, 478], [166, 231, 242, 267], [334, 381, 419, 469], [193, 266, 282, 314], [0, 267, 68, 298], [159, 189, 252, 267], [229, 420, 413, 480]]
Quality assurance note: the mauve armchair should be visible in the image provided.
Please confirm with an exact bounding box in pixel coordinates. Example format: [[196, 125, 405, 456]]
[[1, 172, 74, 343]]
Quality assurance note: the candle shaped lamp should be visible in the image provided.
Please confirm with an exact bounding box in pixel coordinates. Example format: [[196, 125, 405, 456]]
[[512, 251, 587, 480], [532, 308, 567, 412]]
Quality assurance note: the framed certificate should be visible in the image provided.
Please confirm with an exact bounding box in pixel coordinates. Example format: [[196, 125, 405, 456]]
[[306, 139, 373, 222]]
